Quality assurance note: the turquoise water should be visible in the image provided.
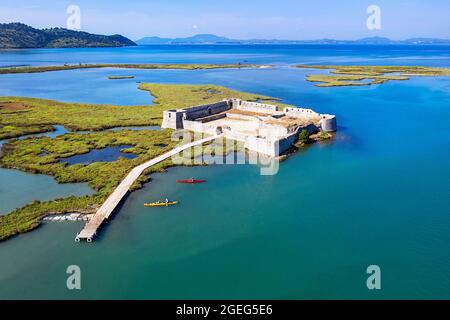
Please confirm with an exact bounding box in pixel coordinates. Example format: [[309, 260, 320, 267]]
[[0, 45, 449, 299], [0, 125, 69, 147], [0, 125, 93, 215], [0, 68, 152, 105], [0, 169, 93, 215], [60, 145, 136, 165]]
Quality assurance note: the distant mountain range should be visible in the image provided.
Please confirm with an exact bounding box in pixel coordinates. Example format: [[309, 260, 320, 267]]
[[136, 34, 450, 45], [0, 23, 136, 48], [2, 23, 447, 48]]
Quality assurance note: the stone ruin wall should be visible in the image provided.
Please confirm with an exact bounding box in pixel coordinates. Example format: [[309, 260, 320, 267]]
[[182, 120, 218, 135], [283, 107, 320, 118], [162, 110, 184, 129], [162, 98, 337, 156], [230, 99, 279, 114], [284, 107, 337, 132], [184, 101, 231, 120], [162, 101, 230, 129]]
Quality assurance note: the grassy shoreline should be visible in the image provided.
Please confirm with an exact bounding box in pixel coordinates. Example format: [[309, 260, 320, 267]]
[[297, 65, 450, 87], [0, 97, 160, 139], [0, 63, 264, 75]]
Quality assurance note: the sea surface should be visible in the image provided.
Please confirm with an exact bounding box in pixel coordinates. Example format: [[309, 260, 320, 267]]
[[0, 45, 449, 299]]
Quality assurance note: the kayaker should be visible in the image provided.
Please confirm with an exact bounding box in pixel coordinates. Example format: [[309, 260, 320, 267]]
[[165, 198, 169, 204]]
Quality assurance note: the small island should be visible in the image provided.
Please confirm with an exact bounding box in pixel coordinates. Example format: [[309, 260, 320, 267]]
[[0, 63, 262, 75], [297, 65, 450, 87], [108, 76, 135, 80]]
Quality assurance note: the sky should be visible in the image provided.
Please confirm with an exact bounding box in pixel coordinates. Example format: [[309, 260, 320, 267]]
[[0, 0, 449, 40]]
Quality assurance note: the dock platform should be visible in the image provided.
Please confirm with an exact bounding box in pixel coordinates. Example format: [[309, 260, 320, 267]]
[[75, 135, 219, 242]]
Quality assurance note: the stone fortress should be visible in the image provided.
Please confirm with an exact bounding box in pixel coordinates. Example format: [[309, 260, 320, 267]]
[[162, 98, 337, 156]]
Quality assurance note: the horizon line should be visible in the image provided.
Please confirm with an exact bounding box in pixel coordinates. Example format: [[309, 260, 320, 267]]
[[2, 22, 449, 42]]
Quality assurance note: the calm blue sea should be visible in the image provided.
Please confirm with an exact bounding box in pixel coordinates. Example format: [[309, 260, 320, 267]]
[[0, 45, 449, 299]]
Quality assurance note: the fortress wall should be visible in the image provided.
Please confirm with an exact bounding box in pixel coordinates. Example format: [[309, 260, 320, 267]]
[[276, 125, 318, 155], [245, 136, 279, 156], [162, 110, 185, 129], [302, 123, 320, 135], [223, 131, 247, 143], [285, 123, 319, 141], [244, 134, 296, 156], [184, 101, 230, 120], [258, 122, 289, 137], [230, 99, 279, 114], [284, 107, 320, 119], [182, 120, 217, 135], [196, 113, 227, 123], [319, 115, 337, 132], [277, 133, 299, 154], [162, 99, 337, 156], [225, 112, 278, 124], [284, 107, 337, 132], [225, 112, 266, 122]]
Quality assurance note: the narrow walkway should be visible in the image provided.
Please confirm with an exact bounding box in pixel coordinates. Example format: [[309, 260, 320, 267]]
[[76, 135, 220, 242]]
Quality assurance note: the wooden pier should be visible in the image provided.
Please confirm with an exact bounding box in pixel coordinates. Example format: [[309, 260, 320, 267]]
[[75, 135, 219, 242]]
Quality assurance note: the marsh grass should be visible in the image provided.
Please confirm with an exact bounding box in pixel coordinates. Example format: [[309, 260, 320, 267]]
[[0, 63, 261, 75], [298, 65, 450, 87]]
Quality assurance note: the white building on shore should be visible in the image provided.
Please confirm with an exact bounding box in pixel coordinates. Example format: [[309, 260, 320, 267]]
[[162, 98, 336, 156]]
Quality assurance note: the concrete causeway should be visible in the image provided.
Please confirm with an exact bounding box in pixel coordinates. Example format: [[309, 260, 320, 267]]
[[75, 134, 220, 242]]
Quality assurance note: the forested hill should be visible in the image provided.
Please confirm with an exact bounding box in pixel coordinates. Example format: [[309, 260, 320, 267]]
[[0, 23, 136, 48]]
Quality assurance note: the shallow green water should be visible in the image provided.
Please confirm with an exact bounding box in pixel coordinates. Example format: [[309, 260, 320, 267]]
[[0, 169, 93, 215], [0, 45, 449, 299]]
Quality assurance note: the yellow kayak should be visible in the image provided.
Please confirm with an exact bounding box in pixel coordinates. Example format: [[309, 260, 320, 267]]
[[144, 201, 178, 207]]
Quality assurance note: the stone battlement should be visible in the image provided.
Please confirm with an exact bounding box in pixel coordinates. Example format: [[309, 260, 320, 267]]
[[162, 99, 337, 156]]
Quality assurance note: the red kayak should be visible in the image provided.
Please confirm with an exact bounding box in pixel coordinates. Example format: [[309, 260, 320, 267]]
[[177, 179, 206, 184]]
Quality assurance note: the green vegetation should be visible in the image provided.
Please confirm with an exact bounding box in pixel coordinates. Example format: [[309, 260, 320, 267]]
[[0, 124, 54, 140], [0, 129, 179, 241], [0, 83, 279, 241], [297, 65, 450, 87], [0, 22, 136, 48], [0, 63, 262, 75], [1, 130, 178, 195], [298, 129, 310, 144], [305, 74, 409, 87], [138, 83, 278, 109], [292, 130, 334, 154], [0, 97, 159, 139], [108, 76, 135, 80], [0, 83, 276, 140], [311, 131, 333, 141]]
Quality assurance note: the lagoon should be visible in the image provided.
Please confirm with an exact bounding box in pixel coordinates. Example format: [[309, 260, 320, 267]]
[[0, 168, 93, 215], [0, 45, 449, 299], [59, 145, 136, 165], [0, 125, 94, 214]]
